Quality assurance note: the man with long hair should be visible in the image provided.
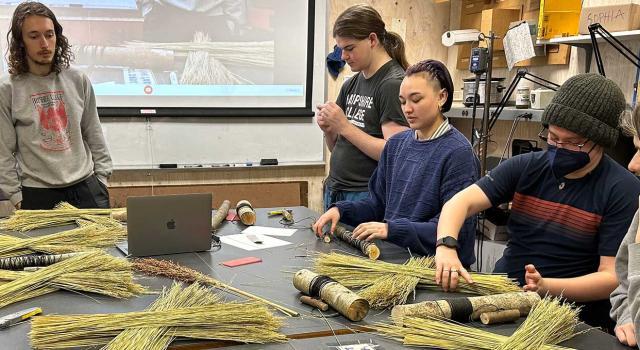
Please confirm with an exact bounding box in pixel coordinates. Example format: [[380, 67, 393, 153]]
[[0, 1, 112, 210], [317, 4, 409, 211]]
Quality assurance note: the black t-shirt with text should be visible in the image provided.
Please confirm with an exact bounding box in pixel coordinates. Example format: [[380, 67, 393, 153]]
[[328, 60, 408, 191]]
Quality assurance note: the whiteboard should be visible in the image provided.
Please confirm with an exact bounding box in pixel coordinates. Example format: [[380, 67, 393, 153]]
[[98, 0, 326, 169]]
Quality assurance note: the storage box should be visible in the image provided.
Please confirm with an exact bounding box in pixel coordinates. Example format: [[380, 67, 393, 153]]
[[494, 0, 524, 10], [578, 4, 640, 34], [481, 8, 521, 51], [479, 218, 509, 241], [538, 0, 582, 39], [462, 0, 494, 15]]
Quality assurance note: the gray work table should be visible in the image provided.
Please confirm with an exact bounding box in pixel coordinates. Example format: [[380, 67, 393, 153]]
[[1, 206, 627, 349]]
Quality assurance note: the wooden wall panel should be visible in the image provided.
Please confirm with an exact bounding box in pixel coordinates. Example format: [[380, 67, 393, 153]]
[[108, 182, 307, 209], [110, 164, 324, 212]]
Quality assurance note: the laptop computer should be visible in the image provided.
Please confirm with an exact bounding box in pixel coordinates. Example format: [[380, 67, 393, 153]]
[[118, 193, 212, 257]]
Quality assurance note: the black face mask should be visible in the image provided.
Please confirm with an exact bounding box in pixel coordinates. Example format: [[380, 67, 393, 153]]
[[547, 145, 591, 179]]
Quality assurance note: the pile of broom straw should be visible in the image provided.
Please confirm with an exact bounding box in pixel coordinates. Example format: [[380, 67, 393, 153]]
[[373, 296, 584, 350], [30, 282, 286, 349], [0, 202, 126, 232], [0, 221, 126, 258], [313, 252, 520, 309], [0, 250, 145, 308], [133, 257, 300, 317]]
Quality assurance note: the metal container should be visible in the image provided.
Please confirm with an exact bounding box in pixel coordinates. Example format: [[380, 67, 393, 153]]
[[462, 76, 505, 107], [516, 87, 531, 109]]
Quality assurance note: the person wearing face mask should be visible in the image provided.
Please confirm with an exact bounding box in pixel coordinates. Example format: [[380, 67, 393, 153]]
[[610, 106, 640, 348], [433, 73, 640, 332], [312, 60, 478, 263]]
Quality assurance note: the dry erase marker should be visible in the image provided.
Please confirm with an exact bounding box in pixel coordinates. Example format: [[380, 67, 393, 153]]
[[0, 307, 42, 329]]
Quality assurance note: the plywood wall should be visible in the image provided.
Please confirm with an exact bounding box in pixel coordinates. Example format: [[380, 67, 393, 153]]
[[327, 0, 451, 102]]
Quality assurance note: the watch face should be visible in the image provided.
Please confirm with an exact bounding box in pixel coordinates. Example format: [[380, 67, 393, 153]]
[[440, 237, 458, 248]]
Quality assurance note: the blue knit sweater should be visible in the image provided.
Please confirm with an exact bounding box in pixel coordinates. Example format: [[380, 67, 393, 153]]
[[334, 128, 478, 266]]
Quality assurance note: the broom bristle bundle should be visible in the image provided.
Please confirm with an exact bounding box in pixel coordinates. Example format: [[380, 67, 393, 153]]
[[0, 202, 126, 232], [30, 282, 286, 349], [373, 296, 582, 350], [0, 223, 126, 258], [0, 250, 145, 308], [133, 258, 299, 317], [313, 252, 520, 308]]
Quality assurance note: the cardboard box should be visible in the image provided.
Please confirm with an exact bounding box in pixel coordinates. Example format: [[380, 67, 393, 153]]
[[462, 0, 494, 15], [456, 12, 483, 67], [494, 0, 524, 10], [481, 8, 521, 51], [578, 4, 640, 34], [479, 217, 509, 241]]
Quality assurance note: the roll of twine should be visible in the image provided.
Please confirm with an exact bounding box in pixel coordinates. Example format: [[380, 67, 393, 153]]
[[309, 275, 337, 298], [446, 297, 474, 322]]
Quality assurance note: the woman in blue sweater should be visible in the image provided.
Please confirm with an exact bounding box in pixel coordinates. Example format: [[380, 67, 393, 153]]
[[312, 59, 478, 266]]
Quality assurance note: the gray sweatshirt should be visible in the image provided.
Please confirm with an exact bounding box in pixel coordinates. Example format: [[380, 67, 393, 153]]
[[611, 207, 640, 348], [0, 68, 112, 205]]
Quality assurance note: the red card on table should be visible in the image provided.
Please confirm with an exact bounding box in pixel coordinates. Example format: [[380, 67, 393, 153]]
[[222, 256, 262, 267], [226, 209, 238, 221]]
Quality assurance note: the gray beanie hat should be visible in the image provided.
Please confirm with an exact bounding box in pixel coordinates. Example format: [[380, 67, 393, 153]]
[[542, 73, 625, 148]]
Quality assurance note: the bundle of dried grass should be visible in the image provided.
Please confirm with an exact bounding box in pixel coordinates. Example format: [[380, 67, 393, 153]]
[[374, 296, 582, 350], [133, 258, 299, 317], [0, 202, 125, 232], [0, 222, 126, 258], [358, 257, 431, 309], [125, 40, 274, 68], [496, 296, 582, 350], [30, 282, 286, 349], [0, 250, 145, 308], [180, 35, 253, 85], [313, 252, 519, 308]]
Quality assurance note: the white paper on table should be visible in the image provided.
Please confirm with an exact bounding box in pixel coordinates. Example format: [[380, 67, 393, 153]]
[[503, 21, 536, 70], [220, 233, 291, 251], [242, 226, 297, 237]]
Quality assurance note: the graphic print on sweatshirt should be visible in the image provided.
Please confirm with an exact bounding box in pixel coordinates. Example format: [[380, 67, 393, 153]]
[[344, 93, 373, 129], [32, 90, 71, 151]]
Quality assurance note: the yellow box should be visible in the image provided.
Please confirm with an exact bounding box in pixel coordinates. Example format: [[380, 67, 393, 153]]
[[537, 0, 582, 39]]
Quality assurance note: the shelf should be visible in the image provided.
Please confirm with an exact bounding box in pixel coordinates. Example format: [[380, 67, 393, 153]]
[[112, 161, 326, 171], [536, 30, 640, 46], [449, 105, 544, 122]]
